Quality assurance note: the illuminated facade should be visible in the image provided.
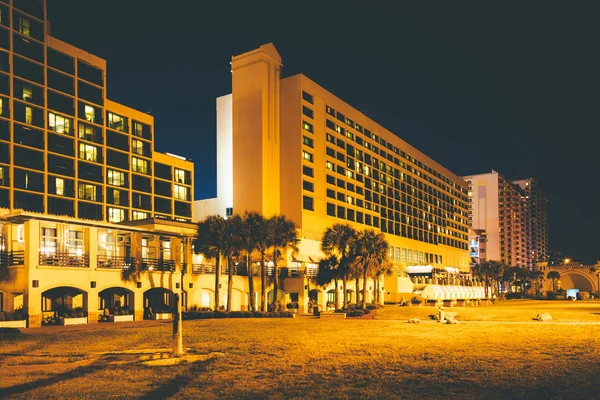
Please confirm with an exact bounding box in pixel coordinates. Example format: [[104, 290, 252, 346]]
[[196, 43, 472, 308], [0, 0, 204, 327], [464, 171, 547, 269]]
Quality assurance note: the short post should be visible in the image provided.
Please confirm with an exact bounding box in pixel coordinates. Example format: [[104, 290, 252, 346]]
[[172, 293, 183, 357]]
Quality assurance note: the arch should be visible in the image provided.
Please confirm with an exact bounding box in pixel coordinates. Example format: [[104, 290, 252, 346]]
[[559, 272, 595, 292], [143, 287, 173, 318], [41, 286, 88, 315], [345, 289, 355, 304], [98, 287, 135, 314]]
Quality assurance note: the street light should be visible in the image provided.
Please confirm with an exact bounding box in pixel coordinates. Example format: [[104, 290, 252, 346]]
[[564, 258, 571, 265]]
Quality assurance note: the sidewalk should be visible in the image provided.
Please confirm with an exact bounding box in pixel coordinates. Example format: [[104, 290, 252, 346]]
[[18, 319, 171, 334]]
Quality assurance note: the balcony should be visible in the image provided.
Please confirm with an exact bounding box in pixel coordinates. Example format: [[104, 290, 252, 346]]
[[97, 255, 135, 270], [39, 252, 89, 268], [191, 264, 216, 275], [0, 250, 25, 267], [141, 258, 175, 272]]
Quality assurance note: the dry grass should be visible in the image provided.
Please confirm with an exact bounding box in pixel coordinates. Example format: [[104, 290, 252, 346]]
[[1, 300, 600, 399]]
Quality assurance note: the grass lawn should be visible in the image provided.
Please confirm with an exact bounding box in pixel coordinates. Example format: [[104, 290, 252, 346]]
[[1, 300, 600, 399]]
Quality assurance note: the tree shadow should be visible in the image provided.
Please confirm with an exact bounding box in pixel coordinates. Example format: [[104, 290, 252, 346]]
[[142, 358, 214, 398]]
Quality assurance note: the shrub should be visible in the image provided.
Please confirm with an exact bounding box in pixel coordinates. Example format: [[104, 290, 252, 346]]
[[363, 309, 371, 315], [265, 312, 275, 318], [351, 310, 364, 317], [547, 293, 556, 300], [577, 291, 590, 300], [253, 311, 264, 318], [244, 311, 254, 318], [230, 311, 246, 318], [366, 304, 377, 310], [506, 292, 523, 299], [214, 311, 230, 319], [0, 328, 22, 337]]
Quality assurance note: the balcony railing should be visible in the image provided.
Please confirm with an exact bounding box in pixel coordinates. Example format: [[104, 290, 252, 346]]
[[39, 252, 89, 268], [97, 255, 135, 270], [141, 258, 175, 272], [0, 250, 25, 267], [191, 264, 216, 275]]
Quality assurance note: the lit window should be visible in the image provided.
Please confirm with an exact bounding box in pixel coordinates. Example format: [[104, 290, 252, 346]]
[[174, 184, 188, 201], [113, 189, 120, 205], [49, 112, 72, 134], [302, 151, 313, 163], [133, 121, 143, 137], [0, 98, 2, 115], [40, 227, 57, 255], [174, 168, 185, 184], [346, 196, 353, 204], [25, 106, 33, 125], [326, 161, 333, 170], [84, 105, 95, 122], [107, 169, 125, 186], [55, 178, 64, 196], [19, 17, 30, 36], [108, 207, 125, 223], [132, 139, 144, 156], [133, 211, 148, 220], [67, 230, 84, 256], [78, 183, 97, 201], [78, 143, 98, 162], [0, 166, 5, 186], [132, 157, 148, 174], [302, 136, 313, 148], [302, 121, 313, 133], [107, 112, 126, 132], [78, 123, 96, 141], [23, 84, 32, 101]]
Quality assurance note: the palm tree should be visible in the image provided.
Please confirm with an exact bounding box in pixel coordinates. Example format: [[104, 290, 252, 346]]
[[248, 213, 269, 312], [547, 270, 561, 292], [314, 256, 339, 308], [590, 265, 600, 298], [530, 269, 544, 298], [241, 212, 265, 312], [194, 215, 226, 310], [268, 215, 299, 311], [222, 214, 243, 312], [321, 224, 356, 308], [372, 259, 394, 305], [350, 229, 389, 309]]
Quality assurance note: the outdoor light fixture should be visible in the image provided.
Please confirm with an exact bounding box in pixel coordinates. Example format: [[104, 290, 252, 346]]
[[90, 281, 96, 288], [136, 282, 142, 288], [32, 280, 39, 288], [189, 283, 193, 289]]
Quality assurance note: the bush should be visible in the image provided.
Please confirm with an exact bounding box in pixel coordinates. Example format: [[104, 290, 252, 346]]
[[265, 312, 275, 318], [366, 304, 377, 310], [363, 309, 371, 315], [506, 292, 523, 299], [577, 291, 590, 300], [253, 311, 264, 318], [0, 328, 22, 336], [230, 311, 246, 318], [244, 311, 254, 318], [213, 311, 230, 319], [351, 310, 364, 317]]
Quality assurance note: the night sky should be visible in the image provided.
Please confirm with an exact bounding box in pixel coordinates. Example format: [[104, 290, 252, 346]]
[[48, 1, 599, 263]]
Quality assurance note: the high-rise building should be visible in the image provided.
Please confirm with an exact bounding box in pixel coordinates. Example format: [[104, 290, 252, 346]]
[[463, 170, 548, 269], [0, 0, 198, 328], [196, 43, 471, 276], [514, 178, 548, 264]]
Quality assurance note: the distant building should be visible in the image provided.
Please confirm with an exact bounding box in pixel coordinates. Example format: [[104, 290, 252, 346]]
[[469, 229, 487, 267], [463, 171, 547, 269]]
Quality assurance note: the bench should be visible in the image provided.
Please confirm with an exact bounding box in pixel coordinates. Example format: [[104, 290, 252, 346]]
[[319, 312, 346, 319]]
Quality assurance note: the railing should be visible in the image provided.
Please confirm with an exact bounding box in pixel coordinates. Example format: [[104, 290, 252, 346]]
[[97, 255, 135, 270], [191, 264, 216, 274], [141, 258, 175, 272], [0, 250, 25, 267], [39, 252, 89, 268]]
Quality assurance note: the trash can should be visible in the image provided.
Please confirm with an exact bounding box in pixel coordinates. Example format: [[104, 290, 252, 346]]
[[313, 306, 319, 316]]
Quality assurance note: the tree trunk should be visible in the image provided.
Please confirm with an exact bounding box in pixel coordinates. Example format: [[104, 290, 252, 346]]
[[355, 278, 360, 305], [362, 267, 369, 309], [334, 279, 339, 309], [260, 252, 266, 312], [247, 252, 254, 312], [375, 275, 380, 304], [227, 256, 233, 312], [214, 254, 221, 310], [272, 247, 278, 310], [342, 274, 348, 308]]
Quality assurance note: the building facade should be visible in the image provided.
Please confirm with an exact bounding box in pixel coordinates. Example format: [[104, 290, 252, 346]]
[[196, 43, 472, 308], [0, 0, 201, 327], [464, 171, 548, 269]]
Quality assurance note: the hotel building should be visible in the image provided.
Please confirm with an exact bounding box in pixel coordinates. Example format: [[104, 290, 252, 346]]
[[463, 171, 548, 269], [196, 43, 473, 307], [0, 0, 209, 327]]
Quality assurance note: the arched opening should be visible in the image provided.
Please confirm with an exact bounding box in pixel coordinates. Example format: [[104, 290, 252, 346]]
[[143, 288, 173, 318], [267, 289, 286, 311], [560, 273, 594, 292], [98, 287, 134, 318], [42, 286, 87, 320], [346, 289, 355, 305], [326, 289, 336, 308]]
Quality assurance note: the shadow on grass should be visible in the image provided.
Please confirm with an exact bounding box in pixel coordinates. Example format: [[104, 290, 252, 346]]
[[142, 358, 215, 398]]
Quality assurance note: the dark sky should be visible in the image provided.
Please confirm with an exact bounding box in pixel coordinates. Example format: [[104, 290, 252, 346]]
[[48, 1, 600, 263]]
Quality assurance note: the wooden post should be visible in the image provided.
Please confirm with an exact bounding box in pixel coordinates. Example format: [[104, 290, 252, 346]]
[[172, 293, 183, 356]]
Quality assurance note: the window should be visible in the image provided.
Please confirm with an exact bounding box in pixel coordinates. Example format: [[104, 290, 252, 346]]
[[302, 136, 313, 148], [108, 207, 125, 223], [78, 183, 97, 201], [134, 121, 143, 137], [40, 227, 57, 255], [78, 123, 101, 143], [302, 165, 313, 177], [302, 180, 314, 192], [174, 184, 188, 201], [302, 151, 313, 163], [19, 16, 30, 36], [22, 84, 32, 101], [302, 91, 313, 104], [302, 121, 313, 133], [133, 211, 148, 220], [327, 203, 335, 216], [132, 157, 148, 174], [78, 143, 98, 162], [303, 195, 314, 211], [107, 112, 126, 132], [55, 178, 64, 196], [25, 106, 32, 125], [402, 248, 407, 262], [84, 105, 95, 122], [107, 169, 125, 186], [395, 247, 401, 261], [112, 189, 121, 205], [67, 230, 84, 256], [174, 168, 186, 184], [132, 139, 144, 155], [49, 112, 72, 135], [326, 161, 333, 171], [302, 106, 313, 119]]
